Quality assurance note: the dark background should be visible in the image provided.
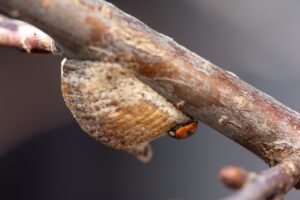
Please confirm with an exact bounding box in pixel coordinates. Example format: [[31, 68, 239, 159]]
[[1, 0, 300, 199]]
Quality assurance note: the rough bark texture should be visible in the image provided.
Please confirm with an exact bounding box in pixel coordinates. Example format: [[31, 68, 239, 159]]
[[1, 0, 300, 199]]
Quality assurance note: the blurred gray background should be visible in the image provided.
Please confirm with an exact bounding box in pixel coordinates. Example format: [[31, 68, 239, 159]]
[[1, 0, 300, 199]]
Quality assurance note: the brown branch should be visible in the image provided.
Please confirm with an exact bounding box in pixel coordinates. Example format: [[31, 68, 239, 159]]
[[220, 157, 300, 199], [0, 14, 59, 54], [2, 0, 300, 164], [1, 0, 300, 199]]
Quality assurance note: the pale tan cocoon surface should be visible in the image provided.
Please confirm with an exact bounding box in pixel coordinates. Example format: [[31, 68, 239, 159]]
[[61, 59, 191, 162]]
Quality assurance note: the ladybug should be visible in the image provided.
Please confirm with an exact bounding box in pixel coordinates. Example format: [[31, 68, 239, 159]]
[[168, 121, 198, 139]]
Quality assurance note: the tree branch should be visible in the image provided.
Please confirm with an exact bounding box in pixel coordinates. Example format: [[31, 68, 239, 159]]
[[220, 156, 300, 200], [1, 0, 300, 199], [0, 14, 59, 54]]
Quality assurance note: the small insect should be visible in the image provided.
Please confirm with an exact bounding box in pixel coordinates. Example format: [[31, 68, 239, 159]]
[[168, 121, 198, 139]]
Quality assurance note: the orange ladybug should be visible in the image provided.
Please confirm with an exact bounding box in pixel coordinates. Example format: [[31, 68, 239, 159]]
[[168, 121, 198, 139]]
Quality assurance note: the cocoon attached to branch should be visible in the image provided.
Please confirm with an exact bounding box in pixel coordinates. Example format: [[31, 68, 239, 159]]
[[61, 59, 193, 162]]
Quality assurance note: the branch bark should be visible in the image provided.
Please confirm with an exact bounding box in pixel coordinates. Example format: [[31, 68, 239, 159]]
[[1, 0, 300, 199]]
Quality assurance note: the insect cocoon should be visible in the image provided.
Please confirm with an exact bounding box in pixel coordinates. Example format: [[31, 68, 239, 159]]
[[61, 59, 192, 162]]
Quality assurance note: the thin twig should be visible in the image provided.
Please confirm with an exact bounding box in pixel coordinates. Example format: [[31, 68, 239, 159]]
[[0, 14, 59, 54], [220, 157, 300, 200]]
